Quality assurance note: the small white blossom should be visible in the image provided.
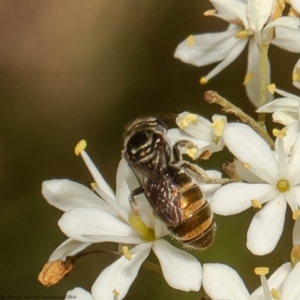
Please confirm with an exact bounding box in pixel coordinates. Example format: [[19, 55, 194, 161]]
[[168, 112, 226, 159], [293, 58, 300, 89], [43, 141, 202, 300], [203, 263, 300, 300], [212, 123, 300, 255], [174, 0, 300, 106]]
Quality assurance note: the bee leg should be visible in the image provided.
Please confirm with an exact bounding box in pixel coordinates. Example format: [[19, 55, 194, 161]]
[[179, 161, 232, 185], [173, 140, 193, 163], [129, 186, 145, 211]]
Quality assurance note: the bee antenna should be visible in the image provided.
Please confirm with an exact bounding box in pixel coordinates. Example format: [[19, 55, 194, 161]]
[[160, 114, 178, 121]]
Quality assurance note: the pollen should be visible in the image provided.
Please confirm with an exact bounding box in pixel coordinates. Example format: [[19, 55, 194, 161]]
[[292, 209, 300, 220], [200, 76, 208, 85], [292, 67, 300, 83], [187, 35, 195, 47], [291, 244, 300, 266], [267, 83, 276, 94], [122, 246, 132, 261], [271, 288, 280, 300], [243, 73, 254, 85], [128, 213, 155, 241], [242, 162, 251, 169], [254, 267, 269, 276], [235, 29, 250, 39], [211, 119, 225, 137], [272, 128, 286, 138], [90, 182, 97, 191], [178, 113, 197, 129], [74, 140, 87, 156], [203, 9, 216, 16], [186, 146, 197, 159], [251, 200, 262, 209], [113, 289, 120, 298], [276, 179, 290, 192]]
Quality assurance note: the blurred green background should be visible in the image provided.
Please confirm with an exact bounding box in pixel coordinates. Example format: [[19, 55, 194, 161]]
[[0, 0, 298, 299]]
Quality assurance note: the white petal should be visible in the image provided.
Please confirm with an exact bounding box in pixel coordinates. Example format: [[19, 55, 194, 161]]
[[152, 239, 201, 291], [247, 0, 274, 32], [49, 238, 91, 261], [271, 27, 300, 53], [203, 263, 250, 300], [281, 262, 300, 300], [247, 196, 286, 255], [245, 39, 272, 107], [290, 0, 300, 14], [251, 262, 291, 298], [211, 182, 274, 215], [256, 98, 299, 114], [174, 26, 242, 67], [42, 179, 112, 212], [116, 158, 132, 213], [265, 16, 300, 31], [65, 287, 94, 300], [210, 0, 248, 26], [91, 243, 151, 300], [223, 123, 278, 183], [58, 207, 141, 244], [293, 216, 300, 245]]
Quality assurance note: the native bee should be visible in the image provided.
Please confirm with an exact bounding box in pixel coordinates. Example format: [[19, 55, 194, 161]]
[[123, 116, 217, 250]]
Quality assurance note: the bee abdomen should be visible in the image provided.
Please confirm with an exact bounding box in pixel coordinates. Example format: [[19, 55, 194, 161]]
[[169, 201, 216, 250]]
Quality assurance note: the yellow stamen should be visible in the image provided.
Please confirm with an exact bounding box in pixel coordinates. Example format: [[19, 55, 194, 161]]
[[292, 209, 300, 220], [178, 113, 197, 129], [254, 267, 269, 276], [267, 83, 276, 94], [187, 35, 195, 47], [200, 76, 208, 84], [292, 67, 300, 83], [243, 73, 254, 85], [211, 119, 225, 137], [272, 128, 286, 138], [291, 244, 300, 266], [186, 146, 197, 159], [113, 289, 120, 297], [276, 179, 290, 192], [74, 140, 87, 156], [90, 182, 97, 191], [235, 30, 250, 39], [122, 246, 132, 261], [203, 9, 216, 16], [128, 214, 155, 241], [243, 162, 251, 169], [271, 288, 280, 300], [252, 200, 262, 209]]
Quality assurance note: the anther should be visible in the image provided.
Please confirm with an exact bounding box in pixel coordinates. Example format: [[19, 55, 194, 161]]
[[74, 140, 87, 156], [200, 77, 208, 85], [252, 200, 262, 209], [254, 267, 269, 276], [272, 128, 286, 138], [243, 73, 254, 85], [243, 162, 251, 169], [187, 35, 195, 47], [267, 84, 276, 94], [292, 209, 300, 220]]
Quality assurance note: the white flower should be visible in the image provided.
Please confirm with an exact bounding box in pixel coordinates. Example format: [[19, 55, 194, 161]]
[[293, 57, 300, 89], [212, 123, 300, 255], [203, 263, 300, 300], [256, 86, 300, 154], [174, 0, 300, 106], [42, 141, 202, 300], [167, 112, 226, 159], [290, 0, 300, 16]]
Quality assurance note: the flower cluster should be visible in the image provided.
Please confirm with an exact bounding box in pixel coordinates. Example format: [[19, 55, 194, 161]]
[[38, 0, 300, 299]]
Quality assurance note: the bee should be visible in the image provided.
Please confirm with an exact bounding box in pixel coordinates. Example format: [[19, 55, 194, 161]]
[[123, 116, 216, 249]]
